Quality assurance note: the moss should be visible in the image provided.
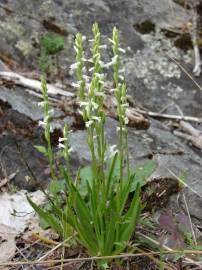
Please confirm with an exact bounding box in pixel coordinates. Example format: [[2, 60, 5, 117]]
[[40, 32, 64, 55]]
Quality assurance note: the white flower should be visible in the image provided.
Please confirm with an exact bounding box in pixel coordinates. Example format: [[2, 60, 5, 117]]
[[44, 115, 50, 122], [108, 144, 118, 157], [38, 101, 45, 107], [48, 109, 54, 115], [119, 75, 124, 81], [70, 63, 78, 70], [118, 48, 126, 53], [82, 35, 86, 41], [87, 58, 93, 63], [95, 73, 105, 79], [112, 55, 118, 64], [38, 120, 46, 128], [102, 62, 111, 69], [83, 75, 90, 82], [108, 38, 115, 45], [92, 102, 99, 109], [68, 147, 73, 153], [89, 66, 94, 72], [58, 143, 65, 149], [73, 46, 78, 54], [59, 137, 67, 142], [121, 103, 129, 108], [71, 82, 80, 88], [102, 55, 118, 69], [79, 101, 89, 107], [124, 117, 129, 125], [93, 53, 100, 59], [92, 116, 101, 122], [110, 88, 118, 93], [82, 66, 87, 73], [99, 44, 107, 49], [99, 60, 105, 68], [98, 80, 105, 85], [95, 91, 105, 97], [50, 125, 54, 132], [116, 126, 125, 132], [85, 120, 93, 128]]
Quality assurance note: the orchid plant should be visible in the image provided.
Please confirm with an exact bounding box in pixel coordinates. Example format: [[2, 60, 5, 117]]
[[28, 23, 147, 268]]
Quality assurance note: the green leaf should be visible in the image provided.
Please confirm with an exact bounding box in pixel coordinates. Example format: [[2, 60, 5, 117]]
[[131, 160, 157, 191], [78, 165, 93, 197], [106, 153, 120, 179], [118, 183, 142, 251], [27, 196, 63, 236], [34, 145, 47, 155], [48, 180, 66, 194]]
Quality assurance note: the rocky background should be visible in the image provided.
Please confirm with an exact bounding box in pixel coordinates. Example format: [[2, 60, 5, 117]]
[[0, 0, 202, 244]]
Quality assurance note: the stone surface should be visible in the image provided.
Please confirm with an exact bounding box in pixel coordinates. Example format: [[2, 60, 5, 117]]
[[0, 0, 202, 222], [69, 117, 202, 221]]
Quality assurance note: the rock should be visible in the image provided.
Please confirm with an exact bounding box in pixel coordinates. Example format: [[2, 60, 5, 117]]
[[0, 0, 202, 223], [0, 224, 16, 264], [0, 0, 189, 71], [69, 117, 202, 221], [0, 190, 45, 232]]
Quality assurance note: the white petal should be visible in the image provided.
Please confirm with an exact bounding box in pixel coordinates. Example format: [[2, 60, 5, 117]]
[[79, 101, 89, 107], [71, 82, 80, 88], [58, 143, 65, 149], [118, 48, 126, 53], [38, 101, 45, 107], [92, 116, 101, 122], [70, 63, 78, 70], [68, 147, 73, 153], [59, 137, 67, 142], [99, 45, 107, 49], [38, 120, 45, 127], [85, 120, 93, 128], [92, 102, 99, 109], [108, 38, 115, 45]]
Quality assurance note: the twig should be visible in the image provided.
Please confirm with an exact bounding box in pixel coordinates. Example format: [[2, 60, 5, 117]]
[[168, 57, 202, 92], [182, 193, 197, 246], [37, 237, 72, 261], [137, 247, 175, 270], [136, 232, 202, 268], [2, 250, 202, 267], [136, 108, 202, 123], [165, 167, 202, 199], [0, 71, 75, 97], [15, 246, 36, 270], [0, 172, 16, 188]]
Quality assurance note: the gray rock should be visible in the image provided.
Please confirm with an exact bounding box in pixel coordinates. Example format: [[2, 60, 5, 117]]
[[0, 0, 202, 222], [69, 117, 202, 221]]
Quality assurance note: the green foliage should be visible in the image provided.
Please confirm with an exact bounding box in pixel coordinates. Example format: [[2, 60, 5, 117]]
[[29, 23, 157, 268], [39, 31, 64, 74], [40, 32, 64, 55], [131, 160, 157, 191]]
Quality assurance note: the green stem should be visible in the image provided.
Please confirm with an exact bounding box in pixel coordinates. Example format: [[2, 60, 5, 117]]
[[125, 128, 130, 179]]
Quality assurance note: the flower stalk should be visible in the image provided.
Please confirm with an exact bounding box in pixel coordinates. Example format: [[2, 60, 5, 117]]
[[40, 77, 56, 180]]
